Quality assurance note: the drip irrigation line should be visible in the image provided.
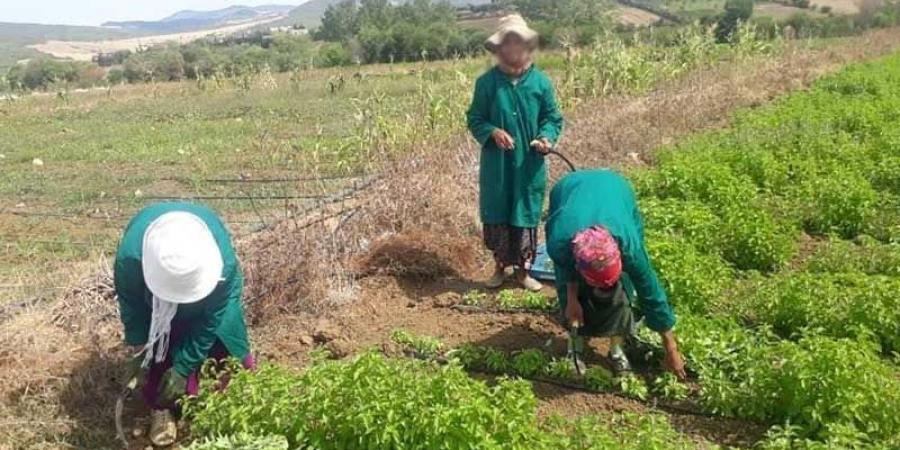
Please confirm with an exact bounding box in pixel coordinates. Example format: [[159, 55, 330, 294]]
[[141, 194, 328, 201], [398, 351, 733, 422], [196, 173, 370, 183], [449, 304, 557, 316], [0, 210, 129, 221]]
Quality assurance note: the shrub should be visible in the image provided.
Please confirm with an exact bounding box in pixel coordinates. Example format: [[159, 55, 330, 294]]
[[717, 205, 796, 272], [789, 170, 878, 238], [641, 198, 723, 253], [185, 353, 548, 449], [646, 233, 733, 313], [805, 237, 900, 276], [737, 272, 900, 352], [183, 434, 289, 450], [678, 315, 900, 442], [185, 352, 708, 449]]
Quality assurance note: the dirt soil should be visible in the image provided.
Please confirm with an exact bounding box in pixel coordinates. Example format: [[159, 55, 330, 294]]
[[6, 28, 900, 449]]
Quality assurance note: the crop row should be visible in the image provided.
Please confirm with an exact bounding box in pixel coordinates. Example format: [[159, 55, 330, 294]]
[[636, 53, 900, 447], [184, 352, 707, 450]]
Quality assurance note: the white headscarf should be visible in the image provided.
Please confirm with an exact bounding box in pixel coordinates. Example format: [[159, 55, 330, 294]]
[[139, 212, 224, 367]]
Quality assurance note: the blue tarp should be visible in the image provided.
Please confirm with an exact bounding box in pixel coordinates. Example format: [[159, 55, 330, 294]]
[[529, 243, 556, 281]]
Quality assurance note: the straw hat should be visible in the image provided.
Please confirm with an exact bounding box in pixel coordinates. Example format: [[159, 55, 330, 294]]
[[142, 211, 223, 304], [485, 14, 538, 52]]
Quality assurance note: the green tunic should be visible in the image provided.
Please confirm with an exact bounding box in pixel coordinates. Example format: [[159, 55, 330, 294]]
[[114, 202, 250, 377], [545, 170, 676, 332], [467, 65, 564, 228]]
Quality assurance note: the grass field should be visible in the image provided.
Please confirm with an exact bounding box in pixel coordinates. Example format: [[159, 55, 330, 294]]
[[0, 57, 495, 304]]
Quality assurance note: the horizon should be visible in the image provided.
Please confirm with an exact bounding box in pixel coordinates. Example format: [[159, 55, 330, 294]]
[[0, 1, 301, 27]]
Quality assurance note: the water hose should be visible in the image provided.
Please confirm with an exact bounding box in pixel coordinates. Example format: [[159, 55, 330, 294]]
[[547, 149, 576, 172], [115, 375, 138, 448]]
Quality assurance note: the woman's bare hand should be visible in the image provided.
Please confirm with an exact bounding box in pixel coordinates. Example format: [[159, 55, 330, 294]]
[[660, 330, 687, 380], [491, 129, 515, 150], [565, 299, 584, 326], [530, 137, 552, 154]]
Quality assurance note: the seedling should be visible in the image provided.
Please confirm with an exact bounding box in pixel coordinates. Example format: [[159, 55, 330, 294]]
[[390, 329, 443, 358]]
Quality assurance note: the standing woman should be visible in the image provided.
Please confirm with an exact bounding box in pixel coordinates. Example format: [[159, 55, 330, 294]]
[[114, 202, 254, 446], [467, 14, 564, 291]]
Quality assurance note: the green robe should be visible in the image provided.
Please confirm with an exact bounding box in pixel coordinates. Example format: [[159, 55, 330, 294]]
[[467, 65, 564, 228], [114, 202, 250, 377], [545, 170, 676, 332]]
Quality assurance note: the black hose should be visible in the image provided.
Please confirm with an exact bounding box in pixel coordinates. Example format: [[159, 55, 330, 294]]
[[546, 149, 576, 172]]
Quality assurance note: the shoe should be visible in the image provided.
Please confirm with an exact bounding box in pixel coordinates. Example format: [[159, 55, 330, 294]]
[[518, 273, 543, 292], [485, 267, 506, 289], [625, 333, 660, 369], [150, 409, 177, 447], [608, 346, 632, 378]]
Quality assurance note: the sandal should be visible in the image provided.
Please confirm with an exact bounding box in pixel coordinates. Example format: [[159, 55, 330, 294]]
[[150, 409, 177, 447]]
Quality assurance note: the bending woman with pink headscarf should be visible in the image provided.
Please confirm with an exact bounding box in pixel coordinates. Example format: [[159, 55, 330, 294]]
[[545, 169, 686, 379]]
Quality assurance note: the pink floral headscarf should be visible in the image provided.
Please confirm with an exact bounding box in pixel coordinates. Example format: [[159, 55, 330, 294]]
[[572, 226, 622, 288]]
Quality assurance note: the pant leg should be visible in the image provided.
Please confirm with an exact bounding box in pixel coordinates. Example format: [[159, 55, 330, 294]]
[[578, 282, 635, 338], [143, 332, 256, 409], [483, 224, 537, 268]]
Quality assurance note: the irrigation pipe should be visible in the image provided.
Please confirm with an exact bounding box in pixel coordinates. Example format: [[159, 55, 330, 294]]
[[398, 351, 734, 422], [546, 149, 576, 172]]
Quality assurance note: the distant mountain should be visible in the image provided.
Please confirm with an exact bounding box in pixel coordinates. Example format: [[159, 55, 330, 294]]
[[287, 0, 491, 26], [103, 4, 296, 33], [162, 5, 296, 22], [288, 0, 343, 26]]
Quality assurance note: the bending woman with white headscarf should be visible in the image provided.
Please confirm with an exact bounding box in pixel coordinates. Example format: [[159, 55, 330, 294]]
[[114, 202, 253, 447]]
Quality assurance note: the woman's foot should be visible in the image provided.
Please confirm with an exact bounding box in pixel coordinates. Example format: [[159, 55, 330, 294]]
[[485, 266, 507, 289], [517, 271, 543, 292], [150, 409, 177, 447]]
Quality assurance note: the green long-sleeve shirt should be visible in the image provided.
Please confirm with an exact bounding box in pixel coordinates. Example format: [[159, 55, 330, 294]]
[[114, 202, 250, 377], [545, 170, 676, 332], [467, 64, 564, 228]]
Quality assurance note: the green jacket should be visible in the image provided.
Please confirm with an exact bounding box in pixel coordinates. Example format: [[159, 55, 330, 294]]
[[545, 170, 676, 332], [467, 65, 564, 228], [114, 202, 250, 377]]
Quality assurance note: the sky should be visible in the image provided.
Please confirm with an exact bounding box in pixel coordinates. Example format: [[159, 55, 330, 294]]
[[0, 0, 301, 26]]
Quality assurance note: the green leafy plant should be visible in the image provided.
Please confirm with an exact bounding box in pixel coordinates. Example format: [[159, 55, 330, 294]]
[[484, 347, 512, 373], [511, 349, 550, 378], [616, 374, 650, 401], [584, 366, 615, 391], [496, 289, 555, 311], [651, 372, 690, 401], [183, 433, 289, 450], [390, 329, 443, 357], [462, 289, 487, 306], [543, 358, 576, 381]]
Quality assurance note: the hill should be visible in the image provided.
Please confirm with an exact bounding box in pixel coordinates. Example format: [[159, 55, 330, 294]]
[[102, 4, 295, 33], [287, 0, 492, 26], [0, 22, 134, 69]]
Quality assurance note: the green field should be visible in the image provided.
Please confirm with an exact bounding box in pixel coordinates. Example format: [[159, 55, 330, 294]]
[[180, 51, 900, 450], [0, 25, 772, 304], [3, 21, 900, 448], [0, 57, 492, 302]]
